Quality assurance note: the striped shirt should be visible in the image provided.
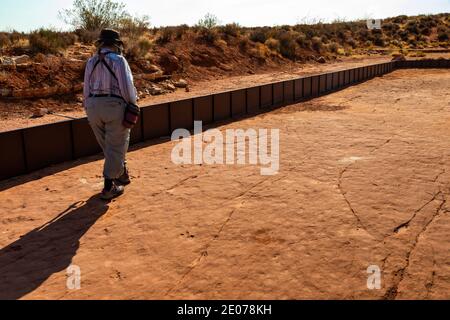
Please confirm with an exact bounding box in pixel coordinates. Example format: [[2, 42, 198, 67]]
[[83, 48, 137, 105]]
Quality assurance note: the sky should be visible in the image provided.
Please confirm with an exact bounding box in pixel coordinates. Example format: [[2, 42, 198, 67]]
[[0, 0, 449, 32]]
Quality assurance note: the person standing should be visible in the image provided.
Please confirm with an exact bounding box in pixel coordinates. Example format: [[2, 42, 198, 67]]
[[83, 29, 138, 200]]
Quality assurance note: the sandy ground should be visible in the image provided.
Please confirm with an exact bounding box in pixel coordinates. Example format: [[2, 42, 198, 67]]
[[0, 69, 449, 300]]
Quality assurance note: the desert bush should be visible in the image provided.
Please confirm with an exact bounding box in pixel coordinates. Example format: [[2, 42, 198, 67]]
[[357, 29, 370, 42], [250, 43, 271, 59], [373, 35, 385, 47], [392, 15, 408, 24], [295, 33, 309, 48], [265, 38, 280, 51], [198, 28, 219, 44], [0, 34, 10, 48], [196, 14, 220, 44], [157, 27, 175, 44], [277, 32, 297, 59], [364, 40, 373, 48], [119, 15, 150, 37], [406, 21, 420, 35], [249, 30, 264, 44], [346, 37, 357, 48], [175, 24, 189, 40], [221, 23, 241, 38], [327, 41, 339, 53], [126, 36, 153, 59], [75, 28, 98, 44], [438, 31, 449, 41], [239, 36, 251, 51], [59, 0, 130, 31], [197, 13, 219, 29], [29, 29, 77, 54], [311, 36, 323, 52]]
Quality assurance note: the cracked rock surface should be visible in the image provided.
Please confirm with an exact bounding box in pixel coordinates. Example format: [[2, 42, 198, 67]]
[[0, 69, 449, 299]]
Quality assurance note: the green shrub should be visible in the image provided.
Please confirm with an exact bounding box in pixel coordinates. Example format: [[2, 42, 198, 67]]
[[196, 13, 219, 29]]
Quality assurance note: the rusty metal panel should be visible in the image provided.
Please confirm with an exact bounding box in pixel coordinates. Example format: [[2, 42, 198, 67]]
[[326, 73, 333, 91], [247, 86, 260, 114], [319, 74, 327, 94], [349, 69, 355, 84], [260, 84, 273, 108], [311, 76, 319, 97], [430, 59, 439, 68], [23, 121, 73, 172], [0, 130, 26, 180], [356, 68, 362, 82], [273, 82, 284, 106], [71, 118, 101, 159], [283, 80, 294, 104], [303, 77, 312, 98], [368, 66, 374, 78], [231, 89, 246, 116], [214, 92, 231, 121], [338, 71, 345, 87], [142, 103, 170, 139], [170, 99, 193, 131], [194, 96, 213, 124], [294, 78, 303, 101], [362, 67, 368, 80], [332, 72, 339, 89], [344, 70, 350, 85]]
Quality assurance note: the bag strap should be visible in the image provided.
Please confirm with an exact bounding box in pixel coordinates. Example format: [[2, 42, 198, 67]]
[[90, 51, 118, 82]]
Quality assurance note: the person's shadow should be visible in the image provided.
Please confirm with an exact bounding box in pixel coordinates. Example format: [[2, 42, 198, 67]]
[[0, 195, 109, 300]]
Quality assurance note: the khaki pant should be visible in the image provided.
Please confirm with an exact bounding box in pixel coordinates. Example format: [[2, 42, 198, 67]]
[[85, 97, 131, 179]]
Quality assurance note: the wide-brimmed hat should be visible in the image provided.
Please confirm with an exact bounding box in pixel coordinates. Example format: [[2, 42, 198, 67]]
[[96, 29, 124, 47]]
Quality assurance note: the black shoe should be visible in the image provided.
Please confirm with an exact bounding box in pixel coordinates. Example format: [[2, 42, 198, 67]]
[[115, 166, 131, 186], [101, 179, 125, 201]]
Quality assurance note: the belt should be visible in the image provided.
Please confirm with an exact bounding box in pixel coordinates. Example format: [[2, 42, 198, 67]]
[[89, 93, 123, 100]]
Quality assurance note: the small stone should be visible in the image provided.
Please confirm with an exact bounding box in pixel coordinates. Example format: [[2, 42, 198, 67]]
[[31, 108, 48, 118], [174, 79, 188, 88]]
